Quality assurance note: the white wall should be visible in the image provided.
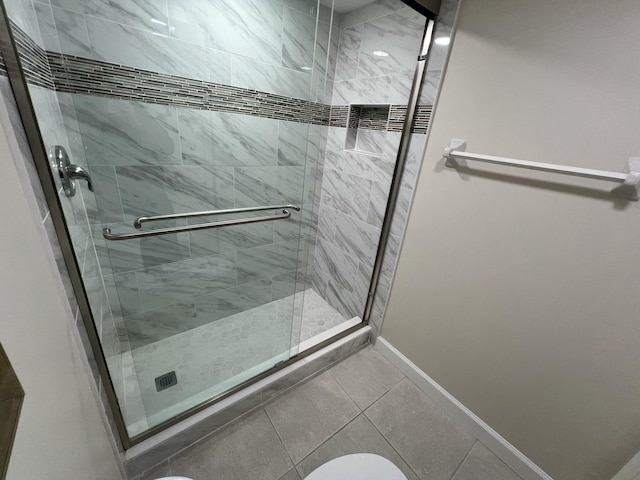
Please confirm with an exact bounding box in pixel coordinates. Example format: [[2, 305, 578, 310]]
[[0, 94, 123, 479], [381, 1, 640, 479]]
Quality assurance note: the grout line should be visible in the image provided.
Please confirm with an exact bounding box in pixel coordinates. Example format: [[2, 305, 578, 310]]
[[446, 440, 478, 480]]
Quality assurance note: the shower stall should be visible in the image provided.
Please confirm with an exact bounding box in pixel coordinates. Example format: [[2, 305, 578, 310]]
[[0, 0, 456, 449]]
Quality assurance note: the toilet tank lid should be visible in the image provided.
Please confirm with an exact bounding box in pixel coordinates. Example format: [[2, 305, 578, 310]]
[[305, 453, 408, 480]]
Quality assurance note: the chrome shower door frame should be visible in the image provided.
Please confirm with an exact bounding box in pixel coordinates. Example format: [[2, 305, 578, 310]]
[[0, 0, 438, 449]]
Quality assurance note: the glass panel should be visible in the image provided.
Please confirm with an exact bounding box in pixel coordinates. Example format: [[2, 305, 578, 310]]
[[2, 0, 452, 441]]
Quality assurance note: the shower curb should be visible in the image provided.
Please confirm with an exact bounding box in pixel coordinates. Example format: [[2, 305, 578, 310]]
[[125, 327, 371, 478]]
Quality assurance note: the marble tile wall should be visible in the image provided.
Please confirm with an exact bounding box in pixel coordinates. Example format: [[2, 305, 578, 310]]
[[22, 0, 342, 357], [312, 0, 459, 331], [33, 0, 332, 101]]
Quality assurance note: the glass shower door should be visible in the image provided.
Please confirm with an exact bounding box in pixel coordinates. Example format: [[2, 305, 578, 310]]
[[3, 0, 330, 437]]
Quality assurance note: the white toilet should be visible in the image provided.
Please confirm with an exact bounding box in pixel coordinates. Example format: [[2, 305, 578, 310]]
[[305, 454, 408, 480]]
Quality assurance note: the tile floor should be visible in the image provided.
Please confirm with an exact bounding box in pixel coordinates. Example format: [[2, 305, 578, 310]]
[[135, 345, 523, 480]]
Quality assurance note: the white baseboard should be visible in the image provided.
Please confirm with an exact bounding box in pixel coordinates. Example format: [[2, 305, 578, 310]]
[[611, 450, 640, 480], [375, 337, 553, 480]]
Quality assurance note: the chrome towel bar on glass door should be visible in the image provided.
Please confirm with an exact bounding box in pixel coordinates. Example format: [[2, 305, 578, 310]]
[[133, 204, 301, 228], [443, 139, 640, 201], [103, 205, 300, 241]]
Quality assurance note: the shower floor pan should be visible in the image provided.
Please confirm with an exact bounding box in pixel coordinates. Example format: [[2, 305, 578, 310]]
[[122, 288, 359, 435]]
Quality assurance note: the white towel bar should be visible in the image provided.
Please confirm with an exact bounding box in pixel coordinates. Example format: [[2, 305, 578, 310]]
[[443, 139, 640, 201]]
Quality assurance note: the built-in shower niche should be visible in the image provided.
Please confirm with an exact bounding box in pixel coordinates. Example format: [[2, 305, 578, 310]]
[[345, 104, 391, 155]]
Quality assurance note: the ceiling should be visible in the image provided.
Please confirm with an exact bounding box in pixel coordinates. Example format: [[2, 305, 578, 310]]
[[320, 0, 379, 14]]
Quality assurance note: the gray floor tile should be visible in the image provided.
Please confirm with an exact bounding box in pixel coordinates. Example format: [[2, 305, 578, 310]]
[[137, 460, 171, 480], [279, 468, 302, 480], [328, 345, 405, 409], [265, 370, 360, 463], [296, 414, 420, 480], [169, 409, 292, 480], [365, 379, 475, 480], [451, 442, 523, 480]]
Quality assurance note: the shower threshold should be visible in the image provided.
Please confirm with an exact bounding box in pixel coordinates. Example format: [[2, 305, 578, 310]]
[[122, 288, 359, 436]]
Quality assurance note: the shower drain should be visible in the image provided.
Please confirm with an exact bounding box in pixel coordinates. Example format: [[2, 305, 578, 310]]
[[155, 371, 178, 392]]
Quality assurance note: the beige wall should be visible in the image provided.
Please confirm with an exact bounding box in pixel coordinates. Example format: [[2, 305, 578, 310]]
[[0, 104, 123, 478], [381, 1, 640, 479]]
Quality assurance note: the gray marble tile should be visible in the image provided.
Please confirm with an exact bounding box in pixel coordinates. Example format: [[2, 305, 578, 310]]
[[380, 233, 401, 279], [136, 253, 237, 311], [271, 269, 301, 300], [180, 110, 278, 167], [282, 0, 318, 16], [326, 149, 394, 184], [92, 223, 191, 274], [51, 6, 92, 56], [366, 179, 391, 227], [234, 166, 304, 207], [116, 165, 235, 219], [333, 212, 381, 266], [190, 219, 275, 258], [419, 68, 442, 105], [52, 0, 169, 34], [320, 169, 372, 221], [317, 204, 337, 242], [195, 279, 273, 322], [388, 73, 415, 104], [4, 0, 45, 48], [357, 8, 426, 79], [169, 409, 292, 480], [356, 129, 387, 155], [236, 239, 301, 284], [340, 0, 406, 29], [125, 301, 198, 349], [401, 133, 426, 189], [283, 7, 316, 71], [333, 76, 391, 104], [168, 0, 283, 65], [274, 205, 313, 243], [106, 271, 141, 317], [278, 121, 309, 166], [328, 346, 404, 410], [56, 92, 87, 166], [334, 24, 362, 81], [369, 272, 391, 335], [86, 16, 210, 81], [296, 414, 419, 480], [73, 95, 181, 167], [324, 275, 366, 319], [88, 166, 124, 223], [389, 183, 412, 237], [231, 56, 311, 100], [366, 379, 475, 480], [33, 2, 60, 52], [314, 237, 358, 291], [451, 442, 522, 480], [265, 370, 359, 463]]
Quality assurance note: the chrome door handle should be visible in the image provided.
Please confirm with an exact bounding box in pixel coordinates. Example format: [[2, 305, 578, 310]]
[[52, 145, 93, 197]]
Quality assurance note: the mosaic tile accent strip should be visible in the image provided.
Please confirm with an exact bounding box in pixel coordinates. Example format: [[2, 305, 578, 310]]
[[358, 105, 390, 130], [329, 105, 349, 127], [10, 21, 54, 89], [48, 53, 330, 125], [388, 104, 432, 134], [4, 23, 433, 133]]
